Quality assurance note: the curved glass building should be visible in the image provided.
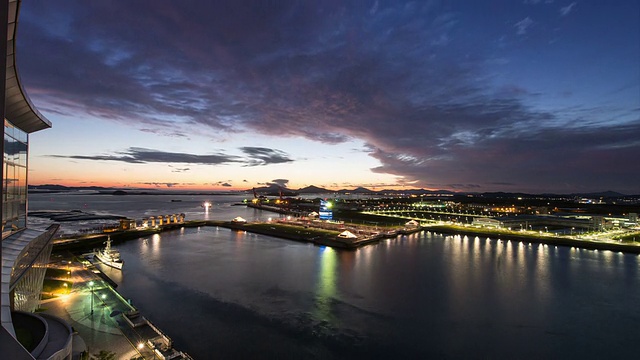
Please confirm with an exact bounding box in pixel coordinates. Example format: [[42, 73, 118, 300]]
[[1, 1, 72, 358]]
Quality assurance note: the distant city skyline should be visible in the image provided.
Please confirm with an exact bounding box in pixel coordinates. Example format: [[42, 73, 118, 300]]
[[19, 1, 639, 194]]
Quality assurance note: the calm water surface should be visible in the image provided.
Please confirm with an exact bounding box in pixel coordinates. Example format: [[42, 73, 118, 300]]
[[31, 194, 640, 358], [29, 193, 276, 234], [112, 228, 638, 359]]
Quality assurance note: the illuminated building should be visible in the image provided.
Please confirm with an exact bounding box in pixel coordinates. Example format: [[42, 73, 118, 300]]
[[319, 200, 333, 220], [1, 1, 72, 358]]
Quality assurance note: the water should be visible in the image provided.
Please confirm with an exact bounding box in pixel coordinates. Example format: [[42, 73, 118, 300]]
[[31, 194, 640, 359], [28, 192, 275, 234]]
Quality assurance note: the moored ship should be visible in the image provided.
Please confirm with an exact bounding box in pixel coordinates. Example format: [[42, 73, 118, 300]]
[[94, 236, 124, 269]]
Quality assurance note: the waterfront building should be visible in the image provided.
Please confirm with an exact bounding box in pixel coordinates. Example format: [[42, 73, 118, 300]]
[[1, 1, 73, 358]]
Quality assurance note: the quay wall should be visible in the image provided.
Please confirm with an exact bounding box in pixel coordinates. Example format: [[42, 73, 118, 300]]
[[429, 225, 640, 254]]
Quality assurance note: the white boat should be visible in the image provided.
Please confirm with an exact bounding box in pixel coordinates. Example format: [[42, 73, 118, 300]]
[[94, 236, 123, 269]]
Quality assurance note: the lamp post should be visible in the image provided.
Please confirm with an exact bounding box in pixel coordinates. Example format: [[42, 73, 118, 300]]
[[89, 281, 94, 315]]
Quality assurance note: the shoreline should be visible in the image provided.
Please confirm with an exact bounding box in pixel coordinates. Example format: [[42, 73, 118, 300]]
[[52, 219, 640, 255], [428, 225, 640, 254]]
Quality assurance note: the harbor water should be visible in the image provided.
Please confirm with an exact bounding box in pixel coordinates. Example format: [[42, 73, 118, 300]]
[[31, 193, 640, 359]]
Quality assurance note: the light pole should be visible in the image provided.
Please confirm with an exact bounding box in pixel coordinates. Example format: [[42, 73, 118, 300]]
[[89, 281, 94, 315]]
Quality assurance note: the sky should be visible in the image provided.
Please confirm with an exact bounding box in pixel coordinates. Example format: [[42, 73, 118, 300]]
[[17, 0, 640, 194]]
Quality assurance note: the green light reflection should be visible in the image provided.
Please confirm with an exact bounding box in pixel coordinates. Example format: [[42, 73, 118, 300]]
[[314, 246, 338, 323]]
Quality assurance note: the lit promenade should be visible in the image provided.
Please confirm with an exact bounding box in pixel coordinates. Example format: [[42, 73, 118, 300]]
[[40, 258, 163, 359]]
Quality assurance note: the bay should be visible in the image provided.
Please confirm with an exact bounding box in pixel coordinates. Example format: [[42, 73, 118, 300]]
[[31, 194, 640, 359]]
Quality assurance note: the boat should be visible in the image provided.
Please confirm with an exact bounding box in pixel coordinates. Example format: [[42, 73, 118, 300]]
[[94, 236, 124, 269]]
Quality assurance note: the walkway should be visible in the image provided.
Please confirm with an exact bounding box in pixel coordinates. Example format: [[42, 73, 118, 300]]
[[41, 256, 161, 359]]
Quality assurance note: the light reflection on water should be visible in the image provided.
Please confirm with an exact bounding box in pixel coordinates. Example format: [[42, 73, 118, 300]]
[[314, 247, 337, 323], [35, 192, 640, 358]]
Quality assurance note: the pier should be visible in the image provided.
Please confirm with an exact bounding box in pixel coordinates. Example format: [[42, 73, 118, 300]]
[[42, 254, 193, 359]]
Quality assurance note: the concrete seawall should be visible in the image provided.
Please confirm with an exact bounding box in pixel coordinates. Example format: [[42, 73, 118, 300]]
[[428, 225, 640, 254]]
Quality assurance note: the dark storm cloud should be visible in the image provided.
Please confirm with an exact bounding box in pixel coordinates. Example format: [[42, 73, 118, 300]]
[[370, 122, 640, 193], [19, 1, 640, 193], [48, 146, 293, 167]]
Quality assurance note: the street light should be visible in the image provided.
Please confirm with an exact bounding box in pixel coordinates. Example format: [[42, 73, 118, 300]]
[[89, 281, 94, 315]]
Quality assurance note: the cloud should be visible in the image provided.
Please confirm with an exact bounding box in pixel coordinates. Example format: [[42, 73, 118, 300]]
[[18, 1, 640, 193], [140, 182, 180, 188], [240, 147, 293, 166], [221, 182, 232, 187], [559, 2, 577, 16], [48, 146, 294, 167], [48, 147, 242, 165], [447, 184, 483, 189], [514, 17, 534, 35], [268, 179, 289, 188], [369, 122, 640, 193], [169, 165, 190, 173]]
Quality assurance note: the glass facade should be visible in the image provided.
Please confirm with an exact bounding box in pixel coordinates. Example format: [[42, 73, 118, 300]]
[[10, 229, 56, 312], [2, 119, 28, 239]]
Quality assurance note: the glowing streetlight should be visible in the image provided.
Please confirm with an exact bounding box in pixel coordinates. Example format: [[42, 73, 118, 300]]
[[88, 281, 94, 315]]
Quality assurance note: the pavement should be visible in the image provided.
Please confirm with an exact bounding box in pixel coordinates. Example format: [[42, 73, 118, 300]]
[[41, 255, 160, 359]]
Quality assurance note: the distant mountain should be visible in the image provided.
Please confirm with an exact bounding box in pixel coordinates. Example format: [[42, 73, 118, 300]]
[[478, 191, 536, 198], [29, 184, 114, 192], [29, 184, 636, 198], [250, 185, 298, 196], [381, 188, 456, 195], [296, 185, 333, 194], [337, 187, 374, 194], [572, 191, 627, 198]]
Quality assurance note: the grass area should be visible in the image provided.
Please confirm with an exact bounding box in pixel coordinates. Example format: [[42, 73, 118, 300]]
[[46, 267, 71, 278], [613, 232, 640, 243], [42, 278, 72, 295], [246, 222, 340, 237], [334, 210, 407, 227]]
